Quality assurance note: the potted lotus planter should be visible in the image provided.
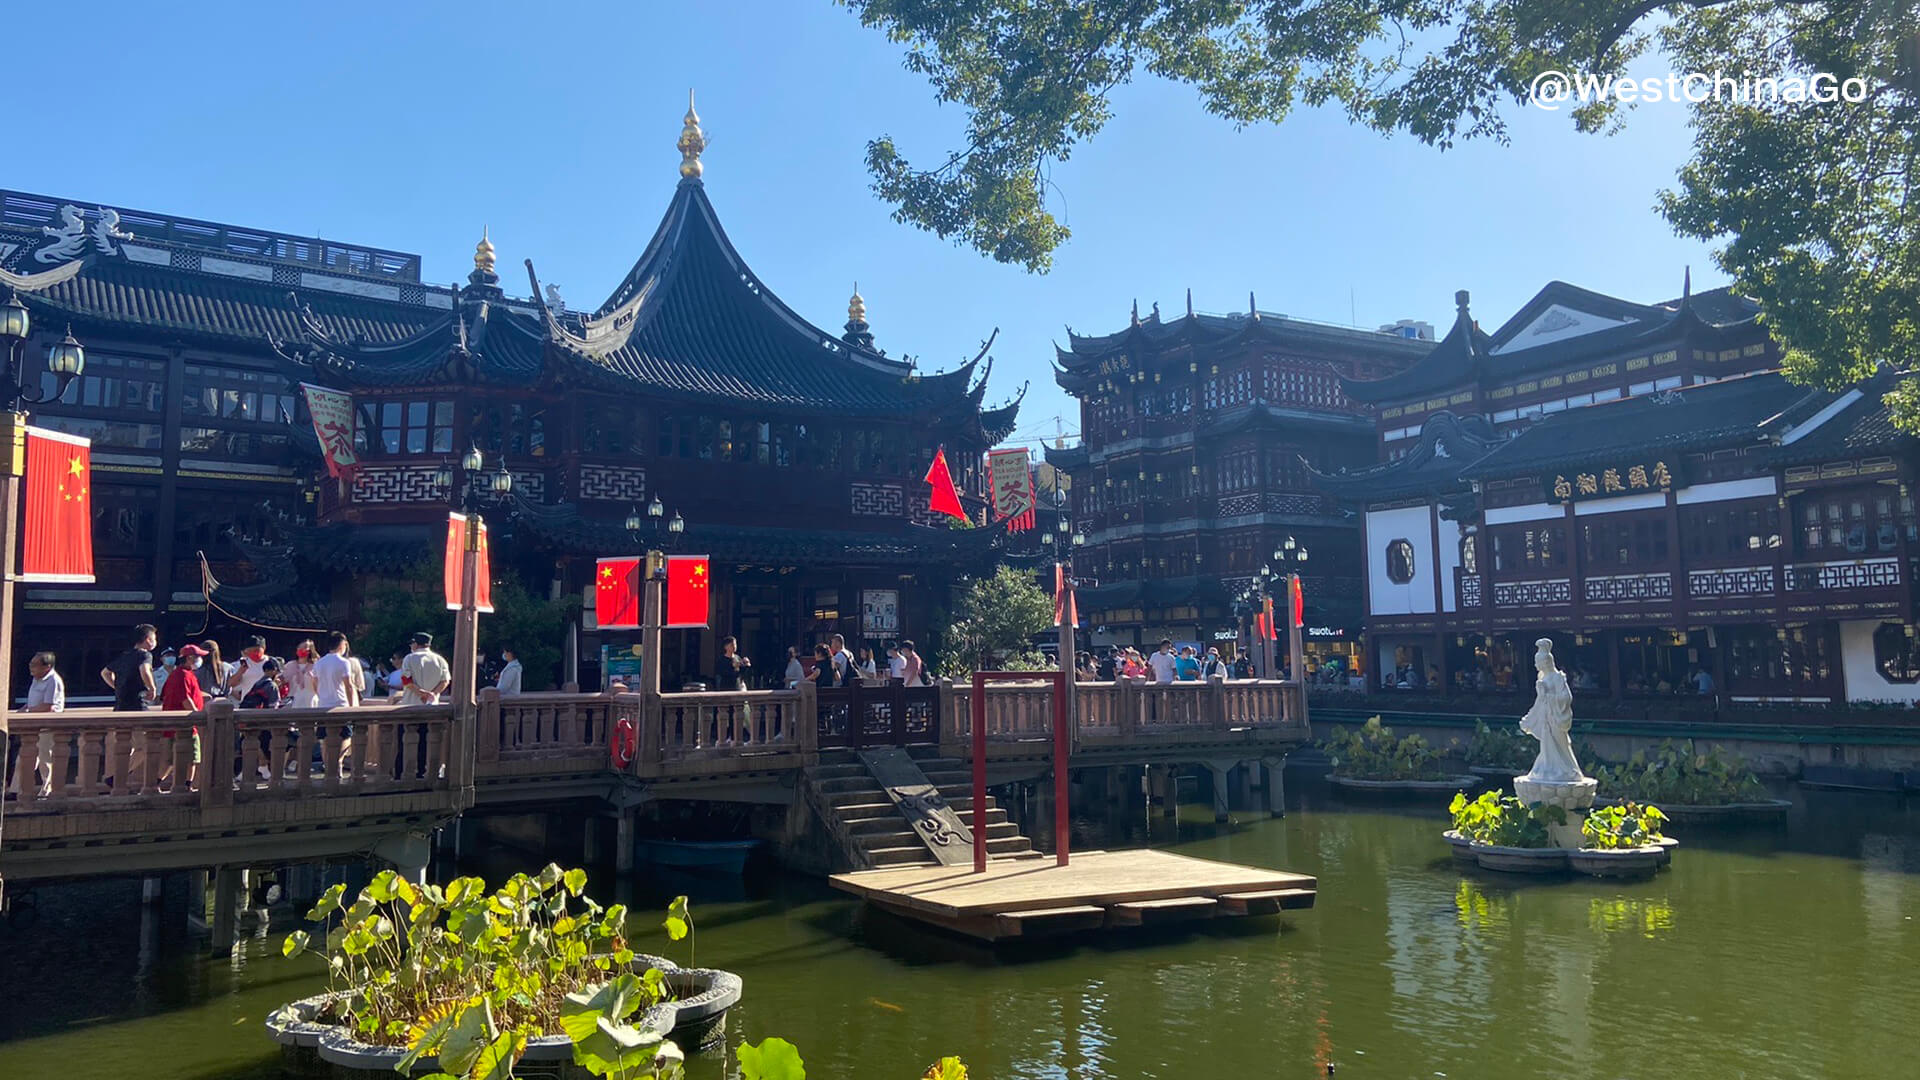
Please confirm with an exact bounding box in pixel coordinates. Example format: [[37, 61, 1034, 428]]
[[1441, 829, 1479, 866], [1592, 741, 1788, 823], [275, 867, 736, 1080], [1445, 790, 1574, 874], [1571, 801, 1674, 880], [1326, 717, 1480, 797]]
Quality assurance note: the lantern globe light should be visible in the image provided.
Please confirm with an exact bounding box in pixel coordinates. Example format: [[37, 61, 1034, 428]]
[[0, 294, 29, 340], [648, 495, 665, 518], [490, 463, 513, 495], [462, 445, 484, 473], [47, 327, 85, 376], [625, 505, 643, 532], [668, 510, 686, 534]]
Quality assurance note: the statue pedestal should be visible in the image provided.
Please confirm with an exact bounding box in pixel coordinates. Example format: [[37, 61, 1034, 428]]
[[1514, 774, 1598, 849]]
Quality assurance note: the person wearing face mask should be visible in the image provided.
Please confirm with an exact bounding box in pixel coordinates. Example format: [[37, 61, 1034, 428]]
[[284, 639, 320, 709], [228, 636, 271, 700], [154, 648, 176, 697], [496, 647, 523, 697], [158, 643, 207, 792]]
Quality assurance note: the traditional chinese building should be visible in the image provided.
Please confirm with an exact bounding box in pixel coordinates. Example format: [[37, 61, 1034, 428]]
[[1044, 297, 1431, 666], [1317, 280, 1920, 703], [0, 102, 1021, 689]]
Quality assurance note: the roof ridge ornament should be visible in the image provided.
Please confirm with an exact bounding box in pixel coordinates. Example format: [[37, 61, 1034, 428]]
[[844, 282, 874, 350], [474, 227, 496, 273], [678, 89, 707, 180]]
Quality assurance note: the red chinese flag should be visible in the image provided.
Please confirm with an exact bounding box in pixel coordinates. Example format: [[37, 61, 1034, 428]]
[[923, 446, 968, 522], [595, 556, 642, 630], [443, 513, 495, 613], [1254, 611, 1270, 642], [665, 555, 711, 629], [21, 426, 94, 583], [1292, 575, 1305, 628], [1053, 563, 1077, 628]]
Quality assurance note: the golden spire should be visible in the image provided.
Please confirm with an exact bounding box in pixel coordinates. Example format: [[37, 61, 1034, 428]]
[[848, 282, 866, 324], [677, 89, 707, 180], [474, 227, 496, 273]]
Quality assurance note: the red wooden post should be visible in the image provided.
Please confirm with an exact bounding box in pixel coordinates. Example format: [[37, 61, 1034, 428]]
[[1053, 668, 1070, 866], [971, 671, 987, 874]]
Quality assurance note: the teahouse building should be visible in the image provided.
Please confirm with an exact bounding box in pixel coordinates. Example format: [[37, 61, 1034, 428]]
[[1317, 280, 1920, 704], [0, 101, 1021, 686], [1044, 295, 1430, 669]]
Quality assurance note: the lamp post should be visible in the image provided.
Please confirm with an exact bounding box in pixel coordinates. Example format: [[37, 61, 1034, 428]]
[[1247, 536, 1310, 679], [0, 293, 86, 897], [435, 447, 510, 767], [1038, 512, 1083, 866], [625, 494, 685, 703]]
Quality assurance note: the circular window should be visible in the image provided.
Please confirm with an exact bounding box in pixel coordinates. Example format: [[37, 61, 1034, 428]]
[[1386, 539, 1416, 584]]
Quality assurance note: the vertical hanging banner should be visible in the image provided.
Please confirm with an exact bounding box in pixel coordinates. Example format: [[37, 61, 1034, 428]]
[[664, 555, 711, 629], [595, 556, 642, 630], [987, 447, 1035, 530], [1053, 563, 1078, 628], [1292, 575, 1306, 628], [300, 383, 359, 480], [923, 446, 968, 522], [21, 425, 94, 582], [443, 513, 495, 613]]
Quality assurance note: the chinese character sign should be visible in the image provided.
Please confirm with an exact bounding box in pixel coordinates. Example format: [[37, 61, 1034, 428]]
[[1544, 459, 1680, 503], [987, 447, 1036, 529], [300, 383, 359, 480]]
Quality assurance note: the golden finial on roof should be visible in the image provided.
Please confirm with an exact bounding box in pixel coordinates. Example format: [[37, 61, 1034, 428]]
[[677, 89, 707, 180], [474, 227, 496, 273], [849, 282, 866, 324]]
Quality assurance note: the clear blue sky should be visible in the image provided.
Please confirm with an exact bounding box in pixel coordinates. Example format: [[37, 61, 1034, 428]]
[[12, 1, 1725, 446]]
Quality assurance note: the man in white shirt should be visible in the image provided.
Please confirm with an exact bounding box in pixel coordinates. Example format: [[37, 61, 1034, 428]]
[[886, 643, 906, 681], [313, 632, 359, 709], [400, 632, 451, 705], [496, 648, 523, 697], [12, 651, 64, 797], [830, 634, 853, 684], [1147, 639, 1178, 685], [228, 635, 271, 701]]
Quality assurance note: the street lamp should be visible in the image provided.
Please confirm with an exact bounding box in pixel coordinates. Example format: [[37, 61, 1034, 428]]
[[625, 494, 689, 704], [1, 293, 86, 412]]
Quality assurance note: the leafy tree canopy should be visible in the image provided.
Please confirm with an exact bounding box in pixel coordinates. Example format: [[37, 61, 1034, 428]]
[[933, 564, 1056, 678], [844, 0, 1919, 421], [356, 554, 579, 691]]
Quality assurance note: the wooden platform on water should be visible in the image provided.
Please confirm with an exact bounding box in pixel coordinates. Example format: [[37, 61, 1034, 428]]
[[828, 849, 1316, 941]]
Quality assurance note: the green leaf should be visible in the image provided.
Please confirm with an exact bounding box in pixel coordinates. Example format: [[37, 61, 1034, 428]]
[[663, 896, 690, 942], [737, 1037, 806, 1080], [536, 863, 564, 893], [924, 1057, 969, 1080], [281, 930, 310, 958], [365, 869, 397, 904], [438, 996, 496, 1078], [470, 1027, 527, 1080], [563, 867, 588, 897], [305, 883, 347, 922]]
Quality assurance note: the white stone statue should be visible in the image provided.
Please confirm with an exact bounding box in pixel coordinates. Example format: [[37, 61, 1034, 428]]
[[1518, 638, 1585, 783], [1510, 637, 1596, 847]]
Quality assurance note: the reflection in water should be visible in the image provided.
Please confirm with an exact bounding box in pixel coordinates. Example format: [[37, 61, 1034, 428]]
[[5, 783, 1920, 1079], [1587, 896, 1675, 938]]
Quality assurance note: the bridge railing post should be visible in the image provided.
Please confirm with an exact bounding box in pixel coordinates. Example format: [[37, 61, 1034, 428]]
[[937, 678, 962, 759], [797, 678, 818, 761], [1207, 673, 1227, 731], [1118, 676, 1140, 741], [201, 700, 235, 812], [477, 688, 501, 765]]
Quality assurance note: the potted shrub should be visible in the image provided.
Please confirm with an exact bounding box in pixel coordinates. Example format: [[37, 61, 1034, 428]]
[[1325, 716, 1479, 794], [1571, 801, 1672, 878], [272, 866, 740, 1079]]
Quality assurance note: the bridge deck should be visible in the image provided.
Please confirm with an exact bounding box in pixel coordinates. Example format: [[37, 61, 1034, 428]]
[[829, 849, 1316, 940]]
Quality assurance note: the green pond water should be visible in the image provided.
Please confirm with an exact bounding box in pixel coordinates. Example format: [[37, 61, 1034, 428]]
[[4, 780, 1920, 1080]]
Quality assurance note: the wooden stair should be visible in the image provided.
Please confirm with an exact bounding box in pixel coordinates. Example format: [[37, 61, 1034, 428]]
[[800, 752, 1036, 870]]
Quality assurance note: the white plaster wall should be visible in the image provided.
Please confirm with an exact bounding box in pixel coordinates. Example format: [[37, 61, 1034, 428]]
[[1366, 506, 1435, 615], [1438, 518, 1463, 614], [1839, 619, 1920, 703]]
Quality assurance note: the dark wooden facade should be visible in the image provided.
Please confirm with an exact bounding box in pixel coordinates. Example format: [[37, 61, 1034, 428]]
[[1045, 298, 1429, 657], [0, 135, 1021, 689], [1318, 282, 1920, 703]]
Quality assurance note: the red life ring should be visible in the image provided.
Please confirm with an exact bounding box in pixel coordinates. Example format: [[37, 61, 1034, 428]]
[[610, 716, 637, 769]]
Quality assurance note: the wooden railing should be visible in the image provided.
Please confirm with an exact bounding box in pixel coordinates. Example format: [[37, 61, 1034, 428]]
[[946, 676, 1303, 748], [814, 681, 942, 749], [481, 690, 615, 772], [6, 699, 455, 813], [648, 687, 807, 771]]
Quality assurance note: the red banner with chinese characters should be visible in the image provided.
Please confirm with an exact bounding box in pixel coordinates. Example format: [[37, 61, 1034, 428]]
[[300, 383, 359, 480], [442, 513, 494, 613], [665, 555, 711, 629], [21, 425, 94, 583], [595, 556, 642, 630], [987, 447, 1035, 530]]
